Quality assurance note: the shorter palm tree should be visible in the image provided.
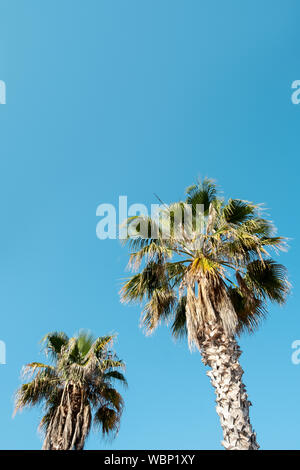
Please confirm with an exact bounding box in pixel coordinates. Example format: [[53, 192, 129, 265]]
[[15, 331, 127, 450]]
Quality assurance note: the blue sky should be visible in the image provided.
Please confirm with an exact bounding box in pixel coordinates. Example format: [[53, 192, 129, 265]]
[[0, 0, 299, 450]]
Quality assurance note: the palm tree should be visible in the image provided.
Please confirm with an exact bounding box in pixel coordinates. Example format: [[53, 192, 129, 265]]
[[15, 331, 127, 450], [120, 178, 289, 450]]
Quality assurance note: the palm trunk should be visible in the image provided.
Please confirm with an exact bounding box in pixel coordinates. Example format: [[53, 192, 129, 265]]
[[42, 384, 91, 450], [199, 322, 259, 450]]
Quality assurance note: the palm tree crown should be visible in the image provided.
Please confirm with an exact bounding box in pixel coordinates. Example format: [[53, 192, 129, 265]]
[[15, 331, 127, 450], [121, 178, 289, 347]]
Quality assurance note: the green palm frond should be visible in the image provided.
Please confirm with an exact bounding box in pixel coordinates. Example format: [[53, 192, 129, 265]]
[[41, 332, 69, 359], [185, 177, 217, 214], [260, 236, 288, 251], [222, 199, 256, 225], [128, 241, 171, 270], [89, 335, 114, 357], [76, 331, 95, 357], [245, 259, 290, 303], [171, 296, 187, 339], [101, 357, 125, 371], [228, 286, 266, 334], [141, 288, 176, 334], [120, 260, 167, 303], [165, 261, 187, 287], [15, 367, 59, 412], [239, 217, 274, 237]]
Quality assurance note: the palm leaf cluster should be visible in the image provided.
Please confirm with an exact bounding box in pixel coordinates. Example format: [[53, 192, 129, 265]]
[[15, 331, 127, 450], [121, 178, 289, 349]]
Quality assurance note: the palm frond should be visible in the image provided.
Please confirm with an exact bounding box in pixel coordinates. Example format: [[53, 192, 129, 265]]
[[141, 288, 176, 334], [171, 296, 187, 339], [22, 362, 55, 379], [222, 199, 256, 225], [76, 331, 95, 357], [94, 406, 121, 437], [245, 259, 290, 303], [101, 387, 124, 412], [103, 371, 128, 387], [228, 286, 266, 334], [185, 177, 217, 214], [128, 242, 171, 271], [15, 368, 59, 413], [120, 260, 167, 304], [41, 332, 69, 359]]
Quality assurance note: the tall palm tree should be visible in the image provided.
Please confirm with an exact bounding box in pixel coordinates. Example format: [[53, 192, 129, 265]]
[[120, 178, 289, 450], [15, 331, 127, 450]]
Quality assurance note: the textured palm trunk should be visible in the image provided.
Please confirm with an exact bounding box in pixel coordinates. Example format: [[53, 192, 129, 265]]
[[42, 384, 91, 450], [199, 322, 259, 450]]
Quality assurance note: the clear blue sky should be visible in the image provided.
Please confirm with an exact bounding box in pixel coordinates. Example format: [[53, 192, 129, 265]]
[[0, 0, 299, 450]]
